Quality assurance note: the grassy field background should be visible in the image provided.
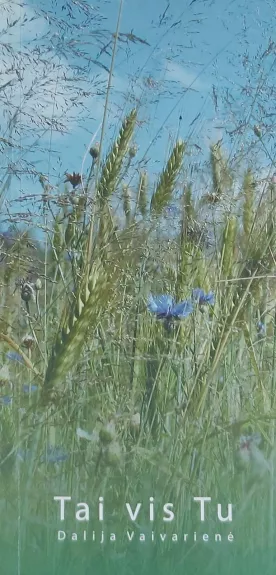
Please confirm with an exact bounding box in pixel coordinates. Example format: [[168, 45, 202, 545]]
[[1, 115, 276, 573]]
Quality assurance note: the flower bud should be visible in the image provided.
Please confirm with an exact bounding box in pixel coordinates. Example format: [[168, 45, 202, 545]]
[[104, 441, 121, 466], [89, 144, 100, 160], [21, 282, 35, 303], [35, 278, 42, 291], [128, 144, 138, 158], [99, 421, 116, 445], [22, 334, 35, 349], [253, 125, 261, 138]]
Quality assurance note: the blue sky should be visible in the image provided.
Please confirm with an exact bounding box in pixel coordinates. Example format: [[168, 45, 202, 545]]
[[0, 0, 275, 236]]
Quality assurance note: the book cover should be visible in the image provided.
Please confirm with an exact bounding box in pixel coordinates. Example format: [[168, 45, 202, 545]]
[[0, 0, 275, 573]]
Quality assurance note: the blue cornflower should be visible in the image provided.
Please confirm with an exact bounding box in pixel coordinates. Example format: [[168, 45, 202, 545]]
[[148, 294, 193, 320], [192, 288, 215, 306], [257, 321, 266, 337], [165, 204, 179, 216], [6, 351, 24, 364], [0, 395, 12, 405], [22, 384, 38, 393], [40, 446, 68, 464]]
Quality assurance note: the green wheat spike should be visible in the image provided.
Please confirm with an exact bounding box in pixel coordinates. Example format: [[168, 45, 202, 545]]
[[137, 171, 148, 217], [209, 224, 276, 376], [242, 168, 255, 237], [183, 183, 195, 221], [93, 111, 137, 258], [64, 196, 86, 250], [192, 249, 211, 293], [52, 215, 64, 258], [97, 109, 137, 204], [43, 257, 117, 393], [77, 112, 136, 275], [122, 183, 131, 225], [210, 142, 222, 198], [150, 140, 185, 215], [221, 216, 237, 279]]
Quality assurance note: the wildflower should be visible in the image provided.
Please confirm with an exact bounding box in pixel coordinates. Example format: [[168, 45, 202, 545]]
[[0, 395, 12, 406], [41, 446, 68, 464], [64, 172, 82, 188], [256, 321, 266, 337], [236, 432, 270, 475], [192, 288, 215, 306], [20, 280, 35, 303], [21, 334, 35, 349], [22, 384, 38, 393], [148, 294, 193, 320], [6, 351, 24, 364], [89, 143, 100, 160]]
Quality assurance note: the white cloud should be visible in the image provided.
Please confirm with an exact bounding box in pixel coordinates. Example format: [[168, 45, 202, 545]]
[[0, 0, 47, 41], [165, 60, 208, 92], [0, 0, 113, 154]]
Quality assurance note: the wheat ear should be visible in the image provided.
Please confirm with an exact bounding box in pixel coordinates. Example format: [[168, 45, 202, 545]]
[[150, 140, 185, 214], [43, 257, 115, 393]]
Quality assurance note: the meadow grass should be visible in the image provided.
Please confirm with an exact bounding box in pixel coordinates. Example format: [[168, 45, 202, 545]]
[[0, 117, 276, 573]]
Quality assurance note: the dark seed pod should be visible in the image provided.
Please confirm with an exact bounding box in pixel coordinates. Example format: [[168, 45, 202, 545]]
[[22, 334, 35, 349], [21, 282, 35, 303]]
